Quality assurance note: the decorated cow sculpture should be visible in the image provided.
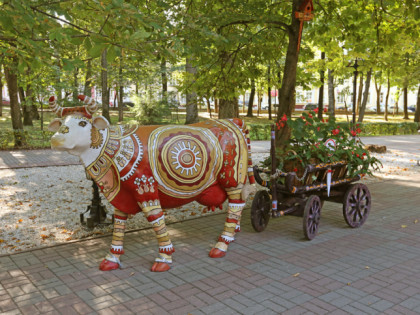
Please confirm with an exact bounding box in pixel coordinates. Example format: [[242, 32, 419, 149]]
[[48, 95, 256, 272]]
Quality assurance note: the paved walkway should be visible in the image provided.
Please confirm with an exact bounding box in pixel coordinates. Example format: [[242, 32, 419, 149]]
[[0, 138, 420, 314]]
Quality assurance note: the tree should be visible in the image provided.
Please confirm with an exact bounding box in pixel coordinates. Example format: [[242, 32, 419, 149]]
[[414, 85, 420, 123], [276, 0, 309, 148], [185, 58, 198, 124], [358, 68, 372, 123], [101, 50, 111, 122], [4, 58, 26, 147]]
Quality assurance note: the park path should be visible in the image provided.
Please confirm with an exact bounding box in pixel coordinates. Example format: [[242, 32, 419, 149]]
[[0, 137, 419, 314]]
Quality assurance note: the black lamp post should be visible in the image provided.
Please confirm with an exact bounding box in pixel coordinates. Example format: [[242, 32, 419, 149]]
[[351, 58, 359, 128], [80, 175, 110, 229]]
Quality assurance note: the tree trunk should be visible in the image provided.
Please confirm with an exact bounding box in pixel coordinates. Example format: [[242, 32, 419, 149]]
[[375, 80, 381, 114], [276, 0, 303, 148], [26, 82, 39, 120], [357, 73, 363, 114], [185, 58, 198, 124], [101, 49, 111, 122], [84, 59, 92, 97], [73, 67, 79, 102], [19, 86, 33, 126], [327, 69, 335, 117], [357, 68, 372, 123], [218, 98, 237, 119], [403, 86, 409, 119], [277, 68, 282, 107], [4, 61, 26, 147], [317, 52, 325, 120], [384, 76, 390, 121], [257, 90, 261, 117], [268, 66, 272, 120], [161, 58, 168, 97], [246, 78, 255, 117], [118, 58, 124, 123], [206, 97, 212, 118], [394, 89, 401, 116], [0, 63, 3, 117], [414, 85, 420, 123]]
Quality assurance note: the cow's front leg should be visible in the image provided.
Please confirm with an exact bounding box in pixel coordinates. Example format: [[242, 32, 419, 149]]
[[99, 209, 127, 271], [209, 192, 245, 258], [142, 204, 175, 272]]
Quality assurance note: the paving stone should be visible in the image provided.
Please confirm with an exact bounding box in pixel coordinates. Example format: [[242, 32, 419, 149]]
[[1, 154, 420, 314]]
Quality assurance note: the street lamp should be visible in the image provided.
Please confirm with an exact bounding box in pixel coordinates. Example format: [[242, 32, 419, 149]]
[[343, 47, 359, 136], [350, 58, 359, 129], [80, 174, 112, 229]]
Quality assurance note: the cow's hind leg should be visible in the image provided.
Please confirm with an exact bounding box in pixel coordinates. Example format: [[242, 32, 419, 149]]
[[209, 190, 245, 258], [142, 205, 174, 272], [99, 209, 127, 271]]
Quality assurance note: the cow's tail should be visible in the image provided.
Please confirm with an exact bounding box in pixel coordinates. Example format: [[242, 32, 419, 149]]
[[229, 119, 257, 200]]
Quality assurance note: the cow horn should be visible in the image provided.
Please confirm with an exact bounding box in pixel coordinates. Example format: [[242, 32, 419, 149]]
[[49, 96, 63, 117], [78, 95, 98, 115]]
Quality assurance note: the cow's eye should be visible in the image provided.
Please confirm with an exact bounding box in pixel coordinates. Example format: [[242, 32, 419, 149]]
[[79, 121, 87, 127]]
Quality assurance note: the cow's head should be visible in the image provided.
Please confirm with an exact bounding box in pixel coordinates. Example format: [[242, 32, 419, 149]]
[[48, 95, 110, 155]]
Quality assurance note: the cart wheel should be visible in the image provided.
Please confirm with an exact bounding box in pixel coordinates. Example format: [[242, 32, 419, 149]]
[[251, 190, 271, 232], [303, 195, 322, 240], [343, 183, 371, 228]]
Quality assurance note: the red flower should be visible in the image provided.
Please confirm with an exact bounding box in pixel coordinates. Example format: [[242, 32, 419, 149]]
[[317, 127, 320, 131], [308, 113, 313, 118], [314, 108, 319, 113], [281, 114, 288, 122], [351, 130, 357, 137], [305, 121, 311, 126], [356, 154, 360, 157], [293, 168, 298, 172], [280, 122, 285, 128], [362, 152, 366, 156], [332, 128, 340, 135], [324, 107, 328, 112], [321, 119, 325, 123], [356, 128, 362, 134], [301, 116, 305, 120]]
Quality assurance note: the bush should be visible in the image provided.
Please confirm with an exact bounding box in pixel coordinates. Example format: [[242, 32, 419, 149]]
[[0, 129, 53, 150], [247, 121, 419, 141], [130, 93, 173, 125]]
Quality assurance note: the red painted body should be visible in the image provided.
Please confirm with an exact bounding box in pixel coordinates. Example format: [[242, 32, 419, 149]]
[[88, 118, 253, 215]]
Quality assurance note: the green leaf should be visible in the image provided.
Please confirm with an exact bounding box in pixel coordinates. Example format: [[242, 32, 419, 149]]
[[88, 44, 107, 58], [84, 37, 92, 52], [130, 29, 151, 41]]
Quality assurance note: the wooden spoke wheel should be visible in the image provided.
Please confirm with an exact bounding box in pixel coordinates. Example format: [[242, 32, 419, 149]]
[[303, 195, 322, 240], [251, 190, 271, 232], [343, 183, 371, 228]]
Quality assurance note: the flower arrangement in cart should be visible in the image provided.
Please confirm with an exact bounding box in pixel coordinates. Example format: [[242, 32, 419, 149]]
[[275, 108, 381, 177]]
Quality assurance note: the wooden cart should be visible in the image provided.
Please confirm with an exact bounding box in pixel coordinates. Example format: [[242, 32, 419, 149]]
[[251, 129, 371, 240]]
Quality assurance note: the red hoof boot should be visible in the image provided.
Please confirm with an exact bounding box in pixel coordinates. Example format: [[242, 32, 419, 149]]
[[151, 262, 171, 272], [99, 259, 119, 271], [209, 248, 226, 258]]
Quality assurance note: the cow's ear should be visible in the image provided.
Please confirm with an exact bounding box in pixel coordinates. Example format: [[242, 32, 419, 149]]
[[92, 116, 110, 130], [48, 118, 62, 132]]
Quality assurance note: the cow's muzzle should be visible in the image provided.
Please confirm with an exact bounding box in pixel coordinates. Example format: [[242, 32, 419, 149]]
[[51, 135, 65, 149]]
